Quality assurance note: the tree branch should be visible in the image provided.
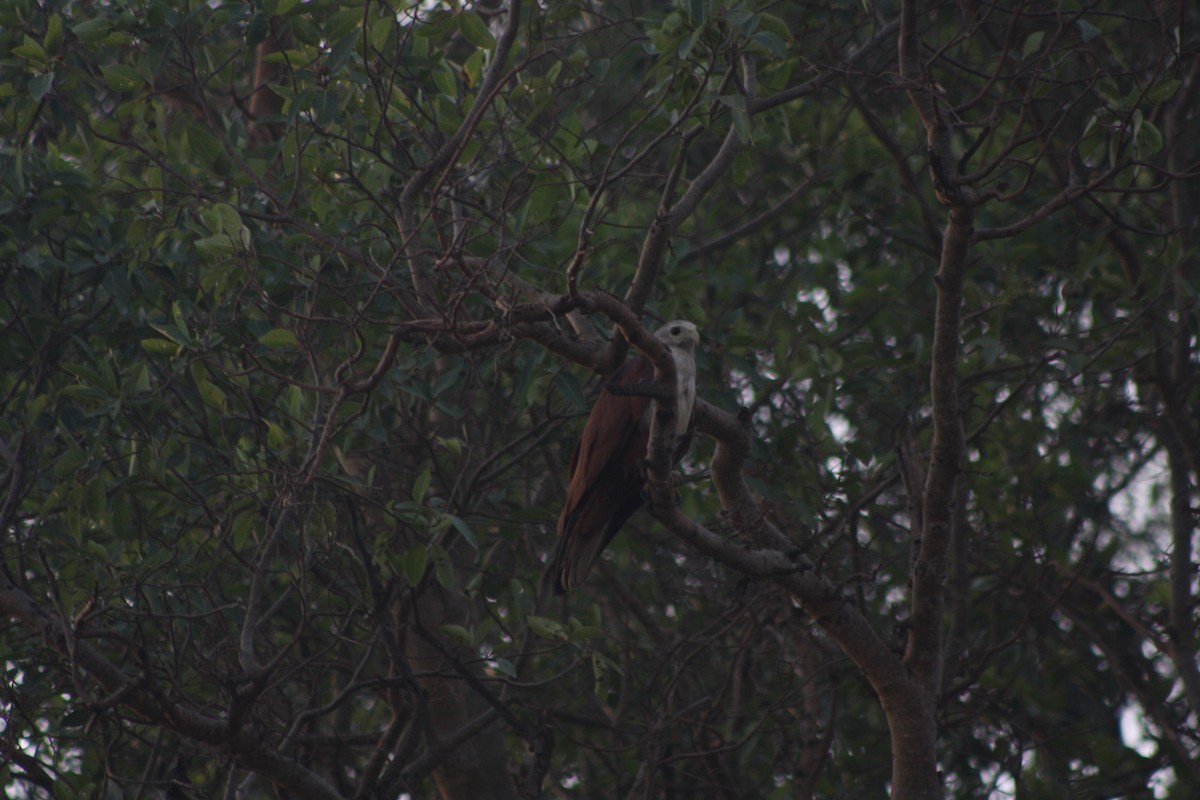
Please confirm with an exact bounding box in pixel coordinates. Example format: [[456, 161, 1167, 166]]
[[0, 579, 346, 800], [396, 0, 524, 310]]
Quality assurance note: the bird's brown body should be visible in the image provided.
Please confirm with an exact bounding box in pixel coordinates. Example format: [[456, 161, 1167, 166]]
[[549, 321, 699, 594]]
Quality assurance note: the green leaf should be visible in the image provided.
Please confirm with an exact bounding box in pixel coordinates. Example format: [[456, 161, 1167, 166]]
[[432, 61, 458, 98], [441, 624, 473, 646], [429, 543, 455, 590], [86, 539, 109, 562], [403, 545, 427, 586], [415, 11, 454, 38], [29, 72, 54, 101], [100, 64, 145, 92], [1021, 31, 1044, 59], [12, 36, 47, 65], [66, 485, 84, 543], [324, 9, 362, 42], [141, 338, 179, 355], [245, 13, 269, 49], [524, 183, 559, 226], [267, 0, 301, 14], [732, 150, 755, 186], [195, 378, 227, 411], [720, 95, 752, 143], [752, 31, 787, 58], [204, 203, 243, 237], [677, 33, 695, 60], [1135, 119, 1163, 155], [1077, 19, 1102, 43], [719, 94, 746, 113], [527, 615, 569, 641], [568, 620, 601, 639], [553, 371, 586, 410], [195, 235, 236, 261], [44, 13, 64, 54], [446, 515, 477, 550], [185, 126, 223, 167], [24, 394, 48, 427], [1094, 78, 1121, 107], [232, 510, 258, 550], [1144, 78, 1180, 105], [70, 17, 112, 43], [171, 302, 191, 343], [258, 328, 299, 347], [757, 12, 791, 42], [432, 357, 464, 396], [489, 657, 517, 678], [266, 421, 288, 448], [592, 651, 620, 699], [412, 466, 432, 503], [457, 11, 496, 50], [85, 477, 107, 521]]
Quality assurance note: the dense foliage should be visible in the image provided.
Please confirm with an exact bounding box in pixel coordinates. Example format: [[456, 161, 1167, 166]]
[[2, 1, 1197, 798]]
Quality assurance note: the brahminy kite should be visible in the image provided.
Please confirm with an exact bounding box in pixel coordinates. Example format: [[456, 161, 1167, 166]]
[[548, 320, 700, 594]]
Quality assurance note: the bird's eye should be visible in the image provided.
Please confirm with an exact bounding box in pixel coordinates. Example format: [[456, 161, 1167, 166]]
[[670, 326, 681, 335]]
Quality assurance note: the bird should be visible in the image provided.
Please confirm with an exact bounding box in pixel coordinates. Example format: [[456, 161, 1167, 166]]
[[548, 320, 700, 594]]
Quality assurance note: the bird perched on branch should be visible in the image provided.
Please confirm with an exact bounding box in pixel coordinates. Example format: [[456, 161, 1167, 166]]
[[548, 320, 700, 594]]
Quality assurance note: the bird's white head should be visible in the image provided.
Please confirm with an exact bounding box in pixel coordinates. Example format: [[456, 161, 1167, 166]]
[[655, 320, 700, 351]]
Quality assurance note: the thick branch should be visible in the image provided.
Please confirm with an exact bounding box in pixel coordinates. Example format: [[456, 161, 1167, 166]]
[[1163, 413, 1200, 716], [892, 2, 975, 798], [906, 207, 971, 691]]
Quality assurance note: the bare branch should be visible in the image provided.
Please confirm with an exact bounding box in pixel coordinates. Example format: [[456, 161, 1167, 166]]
[[0, 579, 346, 800], [397, 0, 524, 309]]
